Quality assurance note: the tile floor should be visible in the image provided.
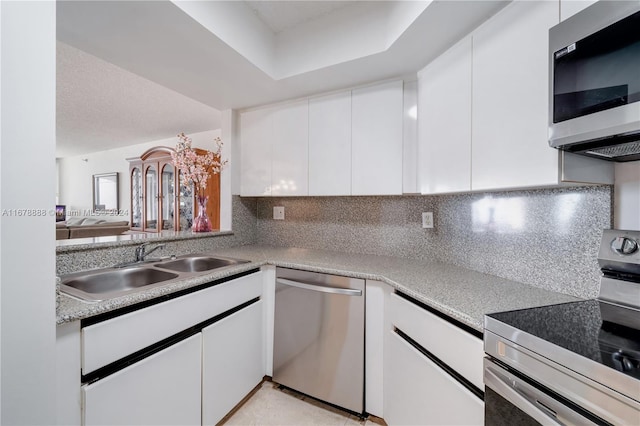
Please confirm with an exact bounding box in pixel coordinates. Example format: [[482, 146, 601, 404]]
[[222, 381, 378, 426]]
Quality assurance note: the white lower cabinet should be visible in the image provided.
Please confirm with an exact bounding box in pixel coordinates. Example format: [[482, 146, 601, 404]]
[[364, 280, 391, 418], [384, 331, 483, 425], [64, 271, 267, 426], [383, 292, 484, 426], [82, 272, 263, 375], [82, 299, 265, 426], [202, 300, 264, 425], [67, 269, 492, 426], [83, 333, 202, 426]]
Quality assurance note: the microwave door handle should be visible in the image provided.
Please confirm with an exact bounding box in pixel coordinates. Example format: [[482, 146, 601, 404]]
[[484, 363, 597, 426], [276, 278, 362, 296]]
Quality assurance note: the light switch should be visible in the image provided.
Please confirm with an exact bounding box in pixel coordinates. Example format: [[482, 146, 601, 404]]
[[273, 206, 285, 220]]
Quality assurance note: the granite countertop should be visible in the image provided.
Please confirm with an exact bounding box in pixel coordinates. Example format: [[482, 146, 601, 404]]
[[57, 245, 580, 331], [55, 230, 234, 252]]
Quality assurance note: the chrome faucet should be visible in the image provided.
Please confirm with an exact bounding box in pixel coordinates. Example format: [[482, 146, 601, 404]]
[[135, 242, 166, 262]]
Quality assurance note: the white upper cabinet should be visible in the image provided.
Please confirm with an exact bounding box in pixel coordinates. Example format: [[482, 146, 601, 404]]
[[419, 37, 472, 194], [240, 107, 273, 196], [309, 91, 352, 196], [415, 0, 612, 192], [560, 0, 597, 21], [240, 101, 309, 197], [240, 0, 612, 198], [271, 100, 309, 196], [240, 81, 406, 197], [352, 81, 404, 196], [403, 81, 419, 194], [471, 0, 561, 191]]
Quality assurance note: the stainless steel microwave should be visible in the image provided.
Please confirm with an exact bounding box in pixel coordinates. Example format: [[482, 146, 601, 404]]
[[549, 0, 640, 162]]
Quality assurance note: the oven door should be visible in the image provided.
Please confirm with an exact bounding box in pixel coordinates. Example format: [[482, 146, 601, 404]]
[[484, 359, 600, 426]]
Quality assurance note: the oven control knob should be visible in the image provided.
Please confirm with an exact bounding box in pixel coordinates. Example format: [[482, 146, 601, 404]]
[[611, 237, 638, 255]]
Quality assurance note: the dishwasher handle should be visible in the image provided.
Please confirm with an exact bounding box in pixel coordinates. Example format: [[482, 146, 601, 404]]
[[276, 277, 362, 296]]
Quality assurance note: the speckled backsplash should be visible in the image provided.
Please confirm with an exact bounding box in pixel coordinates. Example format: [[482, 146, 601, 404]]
[[256, 186, 613, 299], [56, 196, 259, 275], [58, 188, 613, 299]]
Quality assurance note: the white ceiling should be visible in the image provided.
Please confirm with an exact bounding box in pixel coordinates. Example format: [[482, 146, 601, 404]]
[[56, 0, 509, 157], [245, 1, 353, 34], [56, 42, 221, 158]]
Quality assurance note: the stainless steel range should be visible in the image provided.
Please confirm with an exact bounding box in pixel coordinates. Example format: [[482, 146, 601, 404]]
[[484, 229, 640, 425]]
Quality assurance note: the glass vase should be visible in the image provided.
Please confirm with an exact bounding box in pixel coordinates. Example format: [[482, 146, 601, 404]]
[[192, 195, 212, 233]]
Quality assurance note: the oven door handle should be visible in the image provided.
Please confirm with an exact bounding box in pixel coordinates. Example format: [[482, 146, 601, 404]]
[[484, 361, 597, 426], [276, 278, 362, 296]]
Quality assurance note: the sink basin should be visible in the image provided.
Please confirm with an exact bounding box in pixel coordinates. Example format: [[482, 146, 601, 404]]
[[61, 268, 179, 301], [155, 256, 248, 273], [59, 254, 249, 302]]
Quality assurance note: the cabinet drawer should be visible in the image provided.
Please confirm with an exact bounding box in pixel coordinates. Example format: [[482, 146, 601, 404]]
[[82, 271, 262, 375], [385, 330, 483, 425], [83, 333, 202, 426], [388, 292, 483, 389]]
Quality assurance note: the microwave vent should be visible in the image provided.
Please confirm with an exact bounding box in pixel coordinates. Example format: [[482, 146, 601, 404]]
[[585, 141, 640, 159]]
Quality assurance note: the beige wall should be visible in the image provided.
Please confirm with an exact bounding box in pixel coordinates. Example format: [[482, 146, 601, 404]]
[[57, 129, 221, 221]]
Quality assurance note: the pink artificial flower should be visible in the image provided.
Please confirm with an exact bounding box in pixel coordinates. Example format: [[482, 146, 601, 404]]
[[171, 134, 228, 198]]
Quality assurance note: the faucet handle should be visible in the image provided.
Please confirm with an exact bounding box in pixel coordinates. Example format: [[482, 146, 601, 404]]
[[135, 242, 150, 261], [136, 242, 166, 262]]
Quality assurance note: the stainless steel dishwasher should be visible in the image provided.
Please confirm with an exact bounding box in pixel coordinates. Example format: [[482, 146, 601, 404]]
[[273, 267, 365, 414]]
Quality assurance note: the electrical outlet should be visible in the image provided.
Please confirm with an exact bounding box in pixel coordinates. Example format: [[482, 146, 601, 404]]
[[273, 206, 285, 220], [422, 212, 434, 229]]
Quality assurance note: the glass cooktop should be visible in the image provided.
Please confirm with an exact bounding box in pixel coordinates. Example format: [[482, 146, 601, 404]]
[[487, 299, 640, 381]]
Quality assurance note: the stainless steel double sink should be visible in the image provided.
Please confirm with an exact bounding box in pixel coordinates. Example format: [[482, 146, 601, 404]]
[[59, 254, 250, 302]]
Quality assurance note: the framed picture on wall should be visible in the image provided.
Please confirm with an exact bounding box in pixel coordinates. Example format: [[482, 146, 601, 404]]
[[55, 205, 66, 222]]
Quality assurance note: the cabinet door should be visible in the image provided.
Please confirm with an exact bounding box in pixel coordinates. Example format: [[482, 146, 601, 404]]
[[272, 100, 309, 196], [384, 331, 483, 426], [144, 164, 159, 231], [309, 92, 352, 196], [403, 80, 419, 194], [388, 293, 484, 389], [202, 300, 264, 425], [419, 37, 472, 194], [83, 333, 201, 426], [240, 108, 273, 196], [130, 166, 143, 229], [82, 272, 263, 375], [352, 81, 404, 195], [471, 1, 560, 190], [159, 161, 176, 231], [365, 280, 391, 418], [560, 0, 596, 21]]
